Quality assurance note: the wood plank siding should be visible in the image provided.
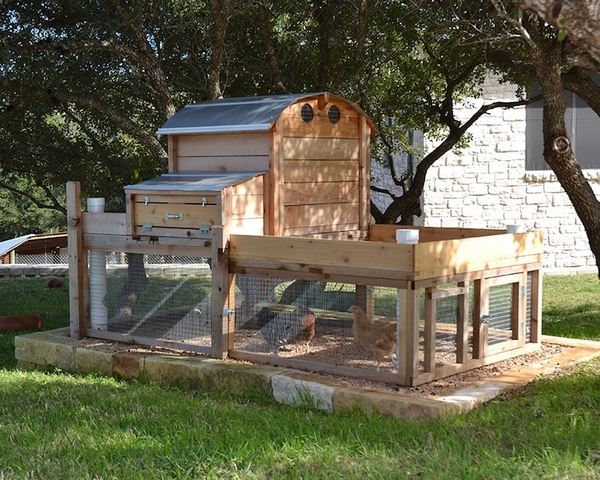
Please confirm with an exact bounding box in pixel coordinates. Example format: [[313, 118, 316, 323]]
[[280, 98, 367, 239], [171, 133, 270, 173]]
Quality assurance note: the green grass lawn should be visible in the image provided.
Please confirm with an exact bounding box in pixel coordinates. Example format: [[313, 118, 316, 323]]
[[0, 274, 599, 479]]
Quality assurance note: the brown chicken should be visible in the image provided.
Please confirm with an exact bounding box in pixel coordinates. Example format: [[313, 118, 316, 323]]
[[348, 305, 397, 370], [288, 306, 316, 353]]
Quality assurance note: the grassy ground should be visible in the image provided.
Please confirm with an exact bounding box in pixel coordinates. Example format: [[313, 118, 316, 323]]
[[0, 274, 599, 479]]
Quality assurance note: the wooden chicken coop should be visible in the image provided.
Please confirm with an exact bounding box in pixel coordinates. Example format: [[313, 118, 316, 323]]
[[67, 92, 543, 387]]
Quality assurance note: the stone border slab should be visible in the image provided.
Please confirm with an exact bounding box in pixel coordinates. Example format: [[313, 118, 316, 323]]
[[14, 329, 600, 420]]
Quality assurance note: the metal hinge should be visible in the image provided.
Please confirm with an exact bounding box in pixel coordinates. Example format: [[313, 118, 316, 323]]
[[199, 224, 212, 235], [223, 308, 235, 316], [480, 314, 490, 325], [142, 221, 153, 231]]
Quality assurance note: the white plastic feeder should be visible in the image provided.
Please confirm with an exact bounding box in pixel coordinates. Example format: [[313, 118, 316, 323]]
[[87, 197, 108, 331], [506, 224, 527, 234], [395, 228, 420, 245]]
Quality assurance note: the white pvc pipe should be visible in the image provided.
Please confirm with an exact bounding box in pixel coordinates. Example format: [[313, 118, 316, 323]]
[[87, 198, 108, 331]]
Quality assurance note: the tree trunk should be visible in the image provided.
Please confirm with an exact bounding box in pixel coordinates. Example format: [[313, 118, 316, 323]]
[[313, 0, 332, 90], [208, 0, 230, 100], [535, 51, 600, 277], [115, 253, 149, 318]]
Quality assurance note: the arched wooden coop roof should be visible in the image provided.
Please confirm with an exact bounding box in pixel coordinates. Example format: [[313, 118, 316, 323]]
[[157, 92, 377, 135]]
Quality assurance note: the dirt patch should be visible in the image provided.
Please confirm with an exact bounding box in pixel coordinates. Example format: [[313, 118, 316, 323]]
[[72, 335, 570, 398]]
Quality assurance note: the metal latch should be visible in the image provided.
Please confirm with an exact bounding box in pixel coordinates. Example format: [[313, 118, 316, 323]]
[[199, 224, 212, 235], [142, 221, 153, 231], [144, 196, 149, 205], [480, 315, 490, 324], [164, 212, 184, 221], [201, 197, 207, 207]]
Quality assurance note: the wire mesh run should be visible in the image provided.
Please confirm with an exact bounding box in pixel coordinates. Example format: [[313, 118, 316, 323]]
[[488, 284, 513, 346], [88, 251, 212, 347], [234, 274, 402, 373]]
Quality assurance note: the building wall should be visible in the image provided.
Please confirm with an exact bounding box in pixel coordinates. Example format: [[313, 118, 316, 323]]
[[419, 75, 600, 273]]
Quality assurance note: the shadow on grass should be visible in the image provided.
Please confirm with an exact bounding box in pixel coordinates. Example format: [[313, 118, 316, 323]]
[[1, 360, 600, 479], [543, 302, 600, 340]]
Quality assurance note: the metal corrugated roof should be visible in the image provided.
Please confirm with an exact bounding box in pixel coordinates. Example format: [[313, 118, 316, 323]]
[[157, 92, 376, 135], [0, 234, 34, 257], [124, 172, 265, 192]]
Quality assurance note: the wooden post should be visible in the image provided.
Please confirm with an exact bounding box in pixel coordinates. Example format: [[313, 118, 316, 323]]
[[210, 242, 232, 359], [358, 116, 370, 233], [67, 181, 88, 339], [269, 120, 284, 236], [423, 287, 436, 373], [472, 278, 489, 359], [167, 135, 178, 172], [530, 269, 543, 343], [456, 281, 469, 364], [398, 287, 419, 384]]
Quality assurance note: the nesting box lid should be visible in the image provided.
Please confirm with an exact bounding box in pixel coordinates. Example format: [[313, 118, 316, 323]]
[[124, 172, 265, 192], [157, 93, 375, 135]]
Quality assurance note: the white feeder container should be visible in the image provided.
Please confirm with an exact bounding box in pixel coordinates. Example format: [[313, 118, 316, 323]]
[[87, 198, 108, 331], [506, 224, 527, 234], [395, 228, 420, 245]]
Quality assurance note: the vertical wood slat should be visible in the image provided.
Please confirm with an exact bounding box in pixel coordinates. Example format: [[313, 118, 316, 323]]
[[211, 245, 232, 359], [125, 193, 133, 237], [423, 287, 436, 373], [168, 135, 178, 172], [358, 116, 370, 232], [270, 121, 284, 236], [472, 278, 489, 359], [530, 269, 543, 343], [398, 288, 420, 384], [456, 281, 469, 364], [67, 181, 88, 339], [511, 272, 528, 346]]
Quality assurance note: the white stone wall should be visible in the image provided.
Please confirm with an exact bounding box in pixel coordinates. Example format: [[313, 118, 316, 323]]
[[419, 75, 600, 273]]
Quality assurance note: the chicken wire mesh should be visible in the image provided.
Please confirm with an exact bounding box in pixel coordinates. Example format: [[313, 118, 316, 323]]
[[233, 274, 401, 372], [488, 283, 514, 346], [88, 251, 212, 347]]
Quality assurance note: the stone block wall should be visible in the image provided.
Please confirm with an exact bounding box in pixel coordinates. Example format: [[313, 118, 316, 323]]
[[373, 75, 600, 273]]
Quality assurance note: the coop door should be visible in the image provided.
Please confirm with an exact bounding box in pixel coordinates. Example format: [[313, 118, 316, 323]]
[[473, 273, 527, 358]]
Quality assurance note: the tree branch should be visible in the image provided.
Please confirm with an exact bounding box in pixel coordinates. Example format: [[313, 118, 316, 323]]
[[0, 181, 66, 214], [0, 77, 167, 161]]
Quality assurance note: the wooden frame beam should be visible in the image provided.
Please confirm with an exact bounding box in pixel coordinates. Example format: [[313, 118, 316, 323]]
[[67, 181, 88, 339]]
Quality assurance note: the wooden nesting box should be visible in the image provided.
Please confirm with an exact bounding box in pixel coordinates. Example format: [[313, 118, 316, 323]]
[[133, 92, 376, 242], [124, 172, 264, 241]]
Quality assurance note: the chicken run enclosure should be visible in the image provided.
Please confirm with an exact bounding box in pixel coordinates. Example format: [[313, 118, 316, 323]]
[[67, 92, 543, 386]]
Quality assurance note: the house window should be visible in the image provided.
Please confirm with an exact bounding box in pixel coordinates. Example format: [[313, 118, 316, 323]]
[[526, 83, 600, 171]]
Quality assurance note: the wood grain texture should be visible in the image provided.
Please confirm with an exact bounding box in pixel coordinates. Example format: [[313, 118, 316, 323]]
[[82, 213, 126, 236], [176, 155, 269, 172], [177, 133, 270, 157], [279, 114, 359, 139], [168, 135, 178, 172], [283, 181, 358, 205], [284, 160, 359, 182], [135, 203, 218, 228], [284, 203, 359, 229], [230, 234, 414, 274], [369, 224, 506, 243], [66, 181, 88, 339], [283, 98, 359, 118], [358, 116, 370, 231], [283, 137, 359, 160]]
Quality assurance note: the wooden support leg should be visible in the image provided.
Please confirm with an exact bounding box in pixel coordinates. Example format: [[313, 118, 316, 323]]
[[472, 278, 489, 359], [398, 287, 419, 385], [456, 281, 469, 364], [423, 288, 436, 373], [67, 181, 88, 339], [211, 246, 232, 359], [530, 270, 543, 343]]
